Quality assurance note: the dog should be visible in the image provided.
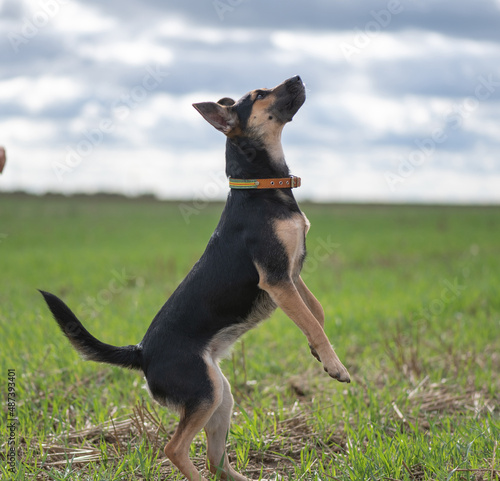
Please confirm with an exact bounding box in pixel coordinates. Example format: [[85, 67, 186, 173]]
[[40, 75, 350, 481]]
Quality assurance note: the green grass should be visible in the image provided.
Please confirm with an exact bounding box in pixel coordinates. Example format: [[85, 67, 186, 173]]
[[1, 193, 499, 480]]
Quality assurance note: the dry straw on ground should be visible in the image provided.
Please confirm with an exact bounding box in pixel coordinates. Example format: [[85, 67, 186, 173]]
[[22, 372, 498, 481]]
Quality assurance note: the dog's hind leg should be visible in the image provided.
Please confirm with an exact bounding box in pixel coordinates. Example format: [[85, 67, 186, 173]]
[[164, 405, 214, 481], [204, 365, 249, 481], [164, 357, 226, 481]]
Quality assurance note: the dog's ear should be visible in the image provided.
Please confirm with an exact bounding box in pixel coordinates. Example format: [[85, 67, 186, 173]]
[[192, 101, 239, 135], [217, 97, 235, 106]]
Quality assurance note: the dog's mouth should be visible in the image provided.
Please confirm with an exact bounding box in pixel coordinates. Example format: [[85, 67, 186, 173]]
[[270, 75, 306, 123]]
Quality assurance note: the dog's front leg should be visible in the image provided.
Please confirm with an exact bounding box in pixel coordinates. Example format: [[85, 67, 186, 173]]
[[295, 276, 325, 362], [258, 274, 350, 383]]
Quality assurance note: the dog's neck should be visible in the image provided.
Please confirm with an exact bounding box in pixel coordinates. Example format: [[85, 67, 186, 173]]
[[224, 137, 289, 180]]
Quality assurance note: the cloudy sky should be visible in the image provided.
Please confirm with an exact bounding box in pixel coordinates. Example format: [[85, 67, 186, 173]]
[[1, 0, 500, 203]]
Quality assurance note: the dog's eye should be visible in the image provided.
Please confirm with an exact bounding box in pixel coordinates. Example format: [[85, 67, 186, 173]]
[[256, 91, 267, 100]]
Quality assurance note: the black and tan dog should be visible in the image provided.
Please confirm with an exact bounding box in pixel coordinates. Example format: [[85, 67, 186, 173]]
[[40, 75, 350, 481]]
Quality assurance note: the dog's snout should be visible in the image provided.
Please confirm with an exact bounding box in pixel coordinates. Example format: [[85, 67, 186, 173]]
[[284, 76, 305, 97], [266, 75, 306, 123], [273, 75, 304, 93], [289, 75, 302, 84], [285, 75, 303, 89]]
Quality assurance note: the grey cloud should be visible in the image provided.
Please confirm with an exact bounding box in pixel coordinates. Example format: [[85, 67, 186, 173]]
[[370, 59, 500, 100], [0, 0, 26, 19], [2, 0, 500, 201], [79, 0, 500, 42]]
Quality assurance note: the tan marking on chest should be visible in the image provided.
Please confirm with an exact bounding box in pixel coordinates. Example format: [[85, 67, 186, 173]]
[[274, 213, 308, 279], [303, 213, 311, 235]]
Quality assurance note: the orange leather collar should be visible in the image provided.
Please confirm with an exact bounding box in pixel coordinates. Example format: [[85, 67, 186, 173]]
[[229, 176, 301, 190]]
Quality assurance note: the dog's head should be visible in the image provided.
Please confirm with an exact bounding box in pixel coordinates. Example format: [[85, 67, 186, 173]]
[[193, 75, 306, 155]]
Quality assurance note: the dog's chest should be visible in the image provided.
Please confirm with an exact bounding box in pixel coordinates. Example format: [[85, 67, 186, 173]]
[[273, 212, 310, 279], [207, 291, 276, 361]]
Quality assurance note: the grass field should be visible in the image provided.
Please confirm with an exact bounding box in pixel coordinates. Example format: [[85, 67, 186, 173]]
[[0, 193, 499, 480]]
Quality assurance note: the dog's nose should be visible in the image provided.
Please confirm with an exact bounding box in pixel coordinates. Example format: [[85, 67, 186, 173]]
[[284, 75, 305, 93], [288, 75, 302, 84]]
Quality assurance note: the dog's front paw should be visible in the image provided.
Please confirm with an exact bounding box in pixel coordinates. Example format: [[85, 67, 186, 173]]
[[323, 359, 351, 383]]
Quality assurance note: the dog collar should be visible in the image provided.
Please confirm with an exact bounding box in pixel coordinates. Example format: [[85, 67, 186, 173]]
[[229, 176, 301, 190]]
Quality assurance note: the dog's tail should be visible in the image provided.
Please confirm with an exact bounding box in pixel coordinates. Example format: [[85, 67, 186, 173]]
[[39, 290, 142, 371]]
